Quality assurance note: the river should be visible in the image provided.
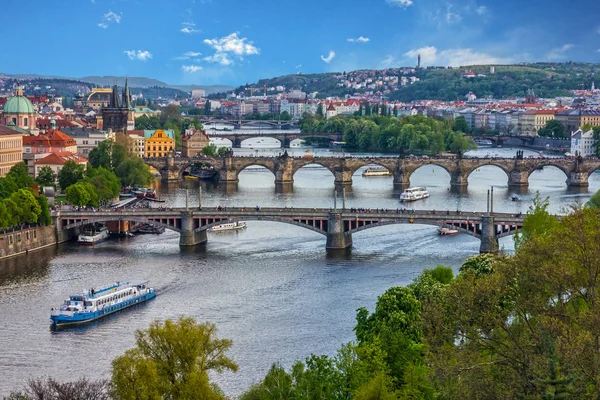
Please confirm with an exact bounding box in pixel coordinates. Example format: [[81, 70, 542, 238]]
[[0, 145, 598, 397]]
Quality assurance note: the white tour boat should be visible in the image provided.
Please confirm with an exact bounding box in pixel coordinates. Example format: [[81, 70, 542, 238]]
[[400, 187, 430, 202], [362, 167, 392, 177], [77, 225, 110, 246], [208, 221, 247, 232], [438, 227, 460, 236], [50, 280, 156, 326]]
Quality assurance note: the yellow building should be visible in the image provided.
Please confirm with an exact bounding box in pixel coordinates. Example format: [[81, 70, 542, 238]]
[[0, 126, 23, 176], [520, 110, 555, 136], [145, 129, 175, 158], [86, 88, 112, 111]]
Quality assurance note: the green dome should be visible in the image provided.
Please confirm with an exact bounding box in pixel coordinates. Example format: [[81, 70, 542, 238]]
[[4, 95, 35, 115]]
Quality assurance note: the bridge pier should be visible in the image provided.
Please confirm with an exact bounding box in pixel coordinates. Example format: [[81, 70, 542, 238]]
[[326, 212, 352, 250], [233, 137, 242, 148], [393, 171, 410, 189], [479, 216, 499, 254], [179, 211, 207, 247], [334, 169, 353, 190], [567, 171, 589, 188], [508, 170, 529, 188], [450, 172, 468, 187]]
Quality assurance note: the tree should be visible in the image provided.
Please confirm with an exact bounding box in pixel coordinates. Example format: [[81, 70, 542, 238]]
[[57, 161, 85, 191], [86, 167, 121, 204], [66, 183, 92, 207], [35, 195, 52, 226], [9, 189, 42, 224], [88, 140, 113, 170], [114, 158, 154, 187], [453, 116, 471, 134], [217, 146, 229, 157], [111, 317, 238, 400], [513, 193, 559, 248], [160, 104, 180, 125], [204, 100, 211, 115], [35, 166, 56, 189], [202, 143, 218, 156], [6, 377, 111, 400], [587, 188, 600, 208], [317, 103, 324, 117], [449, 132, 477, 156], [280, 111, 292, 121], [7, 162, 33, 190], [538, 119, 565, 138]]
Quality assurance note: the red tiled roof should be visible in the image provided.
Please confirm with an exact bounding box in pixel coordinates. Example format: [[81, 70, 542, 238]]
[[0, 125, 21, 136], [35, 152, 87, 166], [23, 129, 76, 147]]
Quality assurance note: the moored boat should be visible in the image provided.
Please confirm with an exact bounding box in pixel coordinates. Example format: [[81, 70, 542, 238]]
[[78, 225, 110, 246], [400, 187, 430, 202], [50, 280, 156, 327], [438, 227, 459, 236], [137, 223, 166, 234], [208, 221, 247, 232], [362, 167, 392, 177]]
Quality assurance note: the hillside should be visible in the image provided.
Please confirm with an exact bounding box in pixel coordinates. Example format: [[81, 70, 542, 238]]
[[224, 62, 600, 101], [0, 73, 234, 97]]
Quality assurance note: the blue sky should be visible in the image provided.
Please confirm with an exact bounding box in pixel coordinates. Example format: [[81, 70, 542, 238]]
[[2, 0, 600, 86]]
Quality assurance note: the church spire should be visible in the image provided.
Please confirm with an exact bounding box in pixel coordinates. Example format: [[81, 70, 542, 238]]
[[110, 83, 121, 108], [122, 79, 131, 109]]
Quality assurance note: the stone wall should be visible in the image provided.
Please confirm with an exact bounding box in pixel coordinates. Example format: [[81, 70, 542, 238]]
[[0, 225, 60, 260]]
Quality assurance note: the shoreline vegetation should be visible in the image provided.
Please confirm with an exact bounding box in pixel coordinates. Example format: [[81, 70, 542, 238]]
[[8, 196, 600, 399]]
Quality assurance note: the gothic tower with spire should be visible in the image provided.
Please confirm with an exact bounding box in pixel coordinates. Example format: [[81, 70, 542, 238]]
[[98, 80, 134, 132]]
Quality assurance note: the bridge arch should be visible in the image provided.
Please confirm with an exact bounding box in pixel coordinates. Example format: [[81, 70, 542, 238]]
[[198, 217, 327, 236], [240, 137, 282, 148], [406, 163, 454, 187], [348, 219, 481, 239], [177, 160, 222, 180], [292, 160, 337, 179], [466, 164, 510, 185], [62, 216, 181, 233], [527, 164, 569, 187]]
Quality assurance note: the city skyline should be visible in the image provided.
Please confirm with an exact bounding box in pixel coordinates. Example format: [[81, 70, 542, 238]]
[[1, 0, 600, 86]]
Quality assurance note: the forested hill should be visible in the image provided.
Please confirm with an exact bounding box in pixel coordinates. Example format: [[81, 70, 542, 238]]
[[226, 62, 600, 101]]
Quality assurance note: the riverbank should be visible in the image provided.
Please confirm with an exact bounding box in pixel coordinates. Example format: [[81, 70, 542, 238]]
[[0, 225, 74, 260]]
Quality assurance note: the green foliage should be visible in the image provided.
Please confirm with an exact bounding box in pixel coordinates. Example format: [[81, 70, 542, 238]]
[[115, 158, 154, 187], [514, 193, 559, 248], [216, 146, 229, 157], [35, 195, 52, 226], [301, 114, 473, 155], [8, 189, 41, 224], [7, 163, 34, 189], [35, 165, 56, 189], [57, 160, 85, 191], [587, 188, 600, 208], [66, 183, 92, 207], [459, 253, 499, 276], [202, 143, 218, 156], [453, 116, 471, 134], [111, 317, 237, 400], [538, 119, 566, 138], [87, 167, 121, 203]]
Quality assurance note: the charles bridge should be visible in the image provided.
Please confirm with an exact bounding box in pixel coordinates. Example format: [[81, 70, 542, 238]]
[[52, 207, 525, 254], [144, 153, 600, 190]]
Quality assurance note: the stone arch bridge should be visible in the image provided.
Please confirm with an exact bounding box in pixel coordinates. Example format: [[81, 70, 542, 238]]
[[145, 154, 600, 190], [53, 208, 525, 254], [209, 132, 343, 148], [200, 117, 296, 130]]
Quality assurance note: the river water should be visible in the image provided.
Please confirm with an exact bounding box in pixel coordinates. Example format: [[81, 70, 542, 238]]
[[0, 145, 598, 397]]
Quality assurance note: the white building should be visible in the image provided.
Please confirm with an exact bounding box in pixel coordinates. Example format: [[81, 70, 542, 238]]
[[571, 129, 595, 157], [191, 89, 206, 98]]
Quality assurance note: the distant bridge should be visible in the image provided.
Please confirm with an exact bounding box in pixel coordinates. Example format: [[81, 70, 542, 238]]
[[208, 131, 342, 148], [200, 117, 296, 130], [145, 154, 596, 190], [52, 208, 525, 253]]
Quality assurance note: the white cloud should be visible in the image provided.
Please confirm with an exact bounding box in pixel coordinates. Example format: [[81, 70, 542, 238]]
[[98, 10, 121, 28], [347, 36, 370, 43], [181, 27, 200, 34], [295, 64, 303, 69], [174, 51, 202, 60], [202, 32, 259, 66], [445, 5, 462, 24], [404, 46, 511, 67], [386, 0, 413, 7], [475, 5, 487, 15], [124, 50, 152, 61], [204, 53, 233, 66], [380, 55, 396, 68], [547, 44, 574, 60], [182, 65, 203, 73], [321, 51, 336, 63]]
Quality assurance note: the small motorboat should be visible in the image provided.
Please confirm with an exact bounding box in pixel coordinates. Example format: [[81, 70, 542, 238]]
[[438, 227, 460, 236], [208, 221, 247, 232]]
